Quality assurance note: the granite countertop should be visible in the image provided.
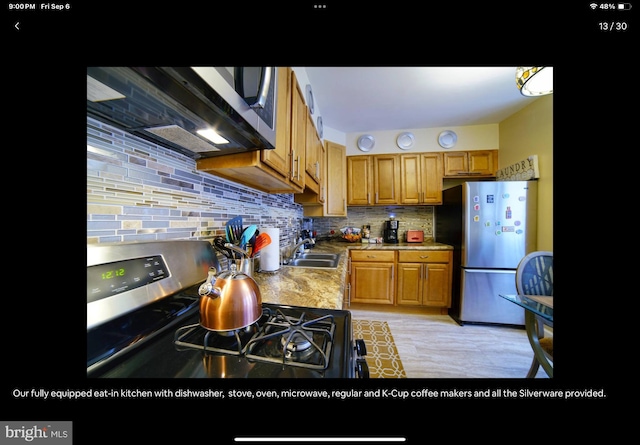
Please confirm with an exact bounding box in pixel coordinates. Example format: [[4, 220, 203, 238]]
[[252, 239, 453, 310]]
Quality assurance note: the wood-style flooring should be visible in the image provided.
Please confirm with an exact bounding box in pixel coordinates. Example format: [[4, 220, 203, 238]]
[[348, 304, 549, 379]]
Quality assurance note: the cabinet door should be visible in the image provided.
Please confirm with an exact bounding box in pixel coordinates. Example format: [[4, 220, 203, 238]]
[[443, 150, 497, 177], [397, 263, 422, 305], [373, 155, 400, 205], [262, 66, 291, 177], [423, 263, 450, 307], [350, 262, 395, 305], [421, 153, 443, 204], [397, 250, 452, 308], [289, 72, 306, 189], [316, 133, 325, 203], [443, 152, 469, 176], [468, 150, 496, 176], [347, 156, 372, 205], [324, 141, 346, 216], [305, 112, 320, 183], [400, 155, 421, 205], [399, 153, 443, 205]]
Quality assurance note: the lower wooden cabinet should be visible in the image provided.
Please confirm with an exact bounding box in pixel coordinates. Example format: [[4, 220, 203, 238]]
[[396, 250, 452, 308], [347, 249, 453, 309], [348, 250, 395, 305]]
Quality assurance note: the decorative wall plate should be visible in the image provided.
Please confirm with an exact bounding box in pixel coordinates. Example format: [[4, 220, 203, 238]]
[[357, 134, 375, 152], [316, 116, 323, 138], [396, 132, 415, 150], [305, 84, 315, 115], [438, 130, 458, 149]]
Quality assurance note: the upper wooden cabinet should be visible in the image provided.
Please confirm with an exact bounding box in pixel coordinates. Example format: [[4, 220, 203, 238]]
[[323, 141, 347, 216], [304, 113, 322, 187], [347, 155, 372, 205], [288, 71, 307, 190], [348, 153, 441, 206], [347, 154, 400, 206], [400, 153, 443, 205], [299, 140, 347, 217], [294, 125, 326, 208], [442, 150, 497, 177], [373, 155, 401, 205], [196, 67, 305, 193]]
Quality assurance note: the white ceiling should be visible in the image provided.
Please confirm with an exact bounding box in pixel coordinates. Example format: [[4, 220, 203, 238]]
[[304, 67, 541, 134]]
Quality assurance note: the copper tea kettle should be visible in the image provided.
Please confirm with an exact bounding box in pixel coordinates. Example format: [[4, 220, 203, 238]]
[[198, 263, 262, 331]]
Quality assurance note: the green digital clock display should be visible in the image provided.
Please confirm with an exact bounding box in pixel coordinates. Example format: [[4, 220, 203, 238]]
[[87, 255, 168, 303], [101, 268, 125, 280]]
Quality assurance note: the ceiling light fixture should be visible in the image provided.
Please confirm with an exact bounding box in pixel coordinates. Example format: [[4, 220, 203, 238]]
[[515, 66, 553, 97], [197, 129, 229, 144]]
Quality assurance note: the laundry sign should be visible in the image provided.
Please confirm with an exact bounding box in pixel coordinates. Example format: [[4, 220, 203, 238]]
[[496, 155, 539, 181]]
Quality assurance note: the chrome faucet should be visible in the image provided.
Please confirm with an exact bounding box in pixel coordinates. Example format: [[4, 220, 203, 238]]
[[285, 238, 315, 263]]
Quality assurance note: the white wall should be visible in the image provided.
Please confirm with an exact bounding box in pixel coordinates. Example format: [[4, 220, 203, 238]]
[[344, 124, 499, 156]]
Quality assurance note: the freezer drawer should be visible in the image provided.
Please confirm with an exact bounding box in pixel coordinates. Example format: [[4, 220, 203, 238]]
[[459, 268, 524, 326]]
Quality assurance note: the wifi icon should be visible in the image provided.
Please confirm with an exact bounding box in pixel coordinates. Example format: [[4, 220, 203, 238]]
[[590, 2, 598, 9]]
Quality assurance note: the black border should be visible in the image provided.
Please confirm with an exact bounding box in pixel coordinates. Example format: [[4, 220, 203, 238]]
[[6, 1, 630, 441]]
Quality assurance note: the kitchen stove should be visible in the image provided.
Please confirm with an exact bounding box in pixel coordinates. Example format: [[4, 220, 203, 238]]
[[87, 240, 368, 378]]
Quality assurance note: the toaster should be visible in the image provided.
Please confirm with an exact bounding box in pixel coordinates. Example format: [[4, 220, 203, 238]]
[[406, 230, 424, 243]]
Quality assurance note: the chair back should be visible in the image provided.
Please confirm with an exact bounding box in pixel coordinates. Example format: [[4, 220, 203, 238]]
[[516, 251, 553, 296]]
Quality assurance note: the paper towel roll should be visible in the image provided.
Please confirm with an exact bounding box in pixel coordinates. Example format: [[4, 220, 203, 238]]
[[260, 227, 280, 271]]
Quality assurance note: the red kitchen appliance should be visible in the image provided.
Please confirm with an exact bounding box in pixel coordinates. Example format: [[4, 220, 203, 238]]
[[406, 230, 424, 243], [87, 240, 369, 378]]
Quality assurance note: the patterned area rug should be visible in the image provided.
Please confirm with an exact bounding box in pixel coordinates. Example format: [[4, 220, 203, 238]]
[[352, 319, 407, 378]]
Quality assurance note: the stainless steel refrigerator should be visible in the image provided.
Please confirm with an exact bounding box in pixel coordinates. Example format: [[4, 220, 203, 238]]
[[435, 181, 537, 326]]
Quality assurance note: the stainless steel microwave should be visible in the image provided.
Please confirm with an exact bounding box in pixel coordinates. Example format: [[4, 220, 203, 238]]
[[191, 66, 277, 147]]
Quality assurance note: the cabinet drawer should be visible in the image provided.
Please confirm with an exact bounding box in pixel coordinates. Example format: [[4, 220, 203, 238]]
[[398, 250, 451, 263], [350, 250, 395, 262]]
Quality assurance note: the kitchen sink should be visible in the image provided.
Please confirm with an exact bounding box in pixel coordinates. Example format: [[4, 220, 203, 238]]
[[284, 253, 341, 269], [299, 253, 340, 260]]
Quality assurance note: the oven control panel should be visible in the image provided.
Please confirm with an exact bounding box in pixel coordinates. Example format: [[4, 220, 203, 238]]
[[87, 255, 168, 303], [86, 240, 221, 330]]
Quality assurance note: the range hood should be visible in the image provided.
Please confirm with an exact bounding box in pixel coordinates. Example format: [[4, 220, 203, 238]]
[[87, 67, 275, 159]]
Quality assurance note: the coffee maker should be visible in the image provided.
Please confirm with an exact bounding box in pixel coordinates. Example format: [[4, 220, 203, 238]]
[[383, 219, 399, 243]]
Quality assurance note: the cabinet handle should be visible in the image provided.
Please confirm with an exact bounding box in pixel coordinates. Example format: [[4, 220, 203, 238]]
[[346, 282, 351, 307], [297, 156, 301, 181], [420, 255, 429, 259], [315, 161, 320, 180]]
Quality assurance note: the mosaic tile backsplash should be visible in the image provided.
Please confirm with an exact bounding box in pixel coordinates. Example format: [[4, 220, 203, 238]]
[[87, 117, 435, 250]]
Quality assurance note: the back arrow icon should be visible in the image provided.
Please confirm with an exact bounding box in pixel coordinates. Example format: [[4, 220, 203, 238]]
[[15, 22, 20, 30]]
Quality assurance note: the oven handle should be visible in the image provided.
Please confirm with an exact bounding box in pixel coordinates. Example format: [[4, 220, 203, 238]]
[[355, 338, 367, 356], [356, 358, 370, 378], [354, 339, 369, 378]]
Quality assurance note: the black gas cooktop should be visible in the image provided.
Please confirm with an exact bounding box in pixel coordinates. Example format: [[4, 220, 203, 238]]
[[88, 292, 357, 378], [86, 240, 367, 379]]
